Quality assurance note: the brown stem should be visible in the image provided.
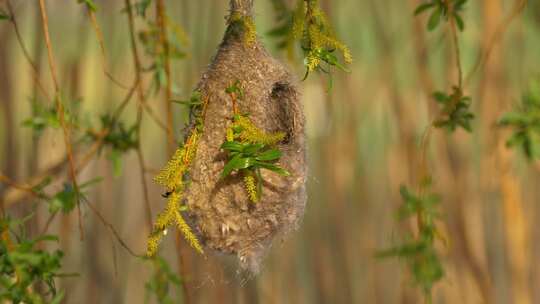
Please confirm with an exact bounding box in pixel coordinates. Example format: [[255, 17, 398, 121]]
[[465, 0, 527, 87], [1, 79, 138, 209], [124, 0, 153, 232], [85, 7, 130, 90], [6, 0, 51, 102], [37, 0, 84, 240], [445, 0, 463, 89], [155, 0, 175, 155]]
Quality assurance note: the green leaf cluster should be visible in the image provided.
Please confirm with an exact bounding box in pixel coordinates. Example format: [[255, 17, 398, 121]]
[[46, 178, 102, 214], [414, 0, 468, 31], [268, 0, 352, 80], [22, 98, 78, 136], [377, 186, 444, 302], [499, 80, 540, 160], [295, 0, 352, 79], [433, 87, 474, 132], [0, 217, 66, 304], [85, 114, 138, 176], [144, 257, 181, 304], [221, 114, 289, 203]]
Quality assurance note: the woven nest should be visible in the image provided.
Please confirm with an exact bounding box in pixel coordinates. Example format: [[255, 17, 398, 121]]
[[183, 1, 307, 272]]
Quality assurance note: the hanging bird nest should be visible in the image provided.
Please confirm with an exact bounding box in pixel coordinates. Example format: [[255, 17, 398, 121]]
[[149, 0, 307, 273]]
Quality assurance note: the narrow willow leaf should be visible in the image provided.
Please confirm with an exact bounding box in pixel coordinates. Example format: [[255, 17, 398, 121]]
[[454, 13, 465, 31], [414, 3, 435, 16], [427, 8, 442, 31], [256, 149, 282, 161]]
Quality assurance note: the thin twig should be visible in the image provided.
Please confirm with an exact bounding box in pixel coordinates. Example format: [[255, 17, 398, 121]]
[[464, 0, 527, 86], [85, 6, 130, 90], [6, 0, 51, 102], [156, 0, 175, 154], [125, 0, 154, 231], [0, 174, 141, 258], [37, 0, 84, 240], [83, 197, 141, 258], [1, 80, 138, 208]]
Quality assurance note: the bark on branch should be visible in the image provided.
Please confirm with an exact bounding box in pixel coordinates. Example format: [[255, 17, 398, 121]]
[[230, 0, 253, 16]]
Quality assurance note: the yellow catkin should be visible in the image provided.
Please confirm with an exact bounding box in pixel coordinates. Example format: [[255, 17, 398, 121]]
[[234, 116, 285, 145], [146, 231, 162, 257], [297, 1, 352, 71], [292, 1, 306, 39], [147, 182, 204, 256], [226, 126, 234, 142], [244, 173, 258, 203], [175, 211, 204, 254], [148, 101, 207, 257], [153, 131, 200, 191]]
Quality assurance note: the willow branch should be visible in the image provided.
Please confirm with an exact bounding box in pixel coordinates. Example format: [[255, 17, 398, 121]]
[[465, 0, 527, 86], [85, 7, 130, 90], [6, 0, 51, 102], [1, 80, 138, 209], [37, 0, 84, 239], [125, 0, 153, 231], [155, 0, 175, 154]]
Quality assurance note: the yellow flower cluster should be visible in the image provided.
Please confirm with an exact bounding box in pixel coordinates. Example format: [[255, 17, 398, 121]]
[[293, 0, 352, 72], [154, 132, 200, 192], [233, 115, 285, 145], [243, 173, 258, 203], [147, 94, 208, 257]]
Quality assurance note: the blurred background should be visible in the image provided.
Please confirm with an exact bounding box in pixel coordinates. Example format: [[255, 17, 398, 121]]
[[1, 0, 540, 303]]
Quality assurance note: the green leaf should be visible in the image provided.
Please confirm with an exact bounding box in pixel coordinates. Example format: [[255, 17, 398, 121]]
[[256, 149, 282, 161], [220, 141, 245, 152], [254, 161, 290, 176], [427, 8, 442, 31], [241, 143, 265, 155], [108, 150, 123, 177], [414, 3, 435, 16], [34, 235, 60, 243], [50, 291, 65, 304], [221, 155, 255, 178], [432, 91, 449, 103], [454, 0, 468, 11], [0, 11, 10, 20], [454, 13, 465, 31]]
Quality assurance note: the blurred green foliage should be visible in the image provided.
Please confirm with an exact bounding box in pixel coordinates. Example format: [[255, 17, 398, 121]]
[[414, 0, 468, 31], [0, 216, 66, 304], [86, 114, 138, 176], [433, 87, 475, 132], [499, 80, 540, 160], [378, 185, 444, 303], [144, 257, 181, 304], [46, 178, 102, 214], [22, 98, 79, 137]]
